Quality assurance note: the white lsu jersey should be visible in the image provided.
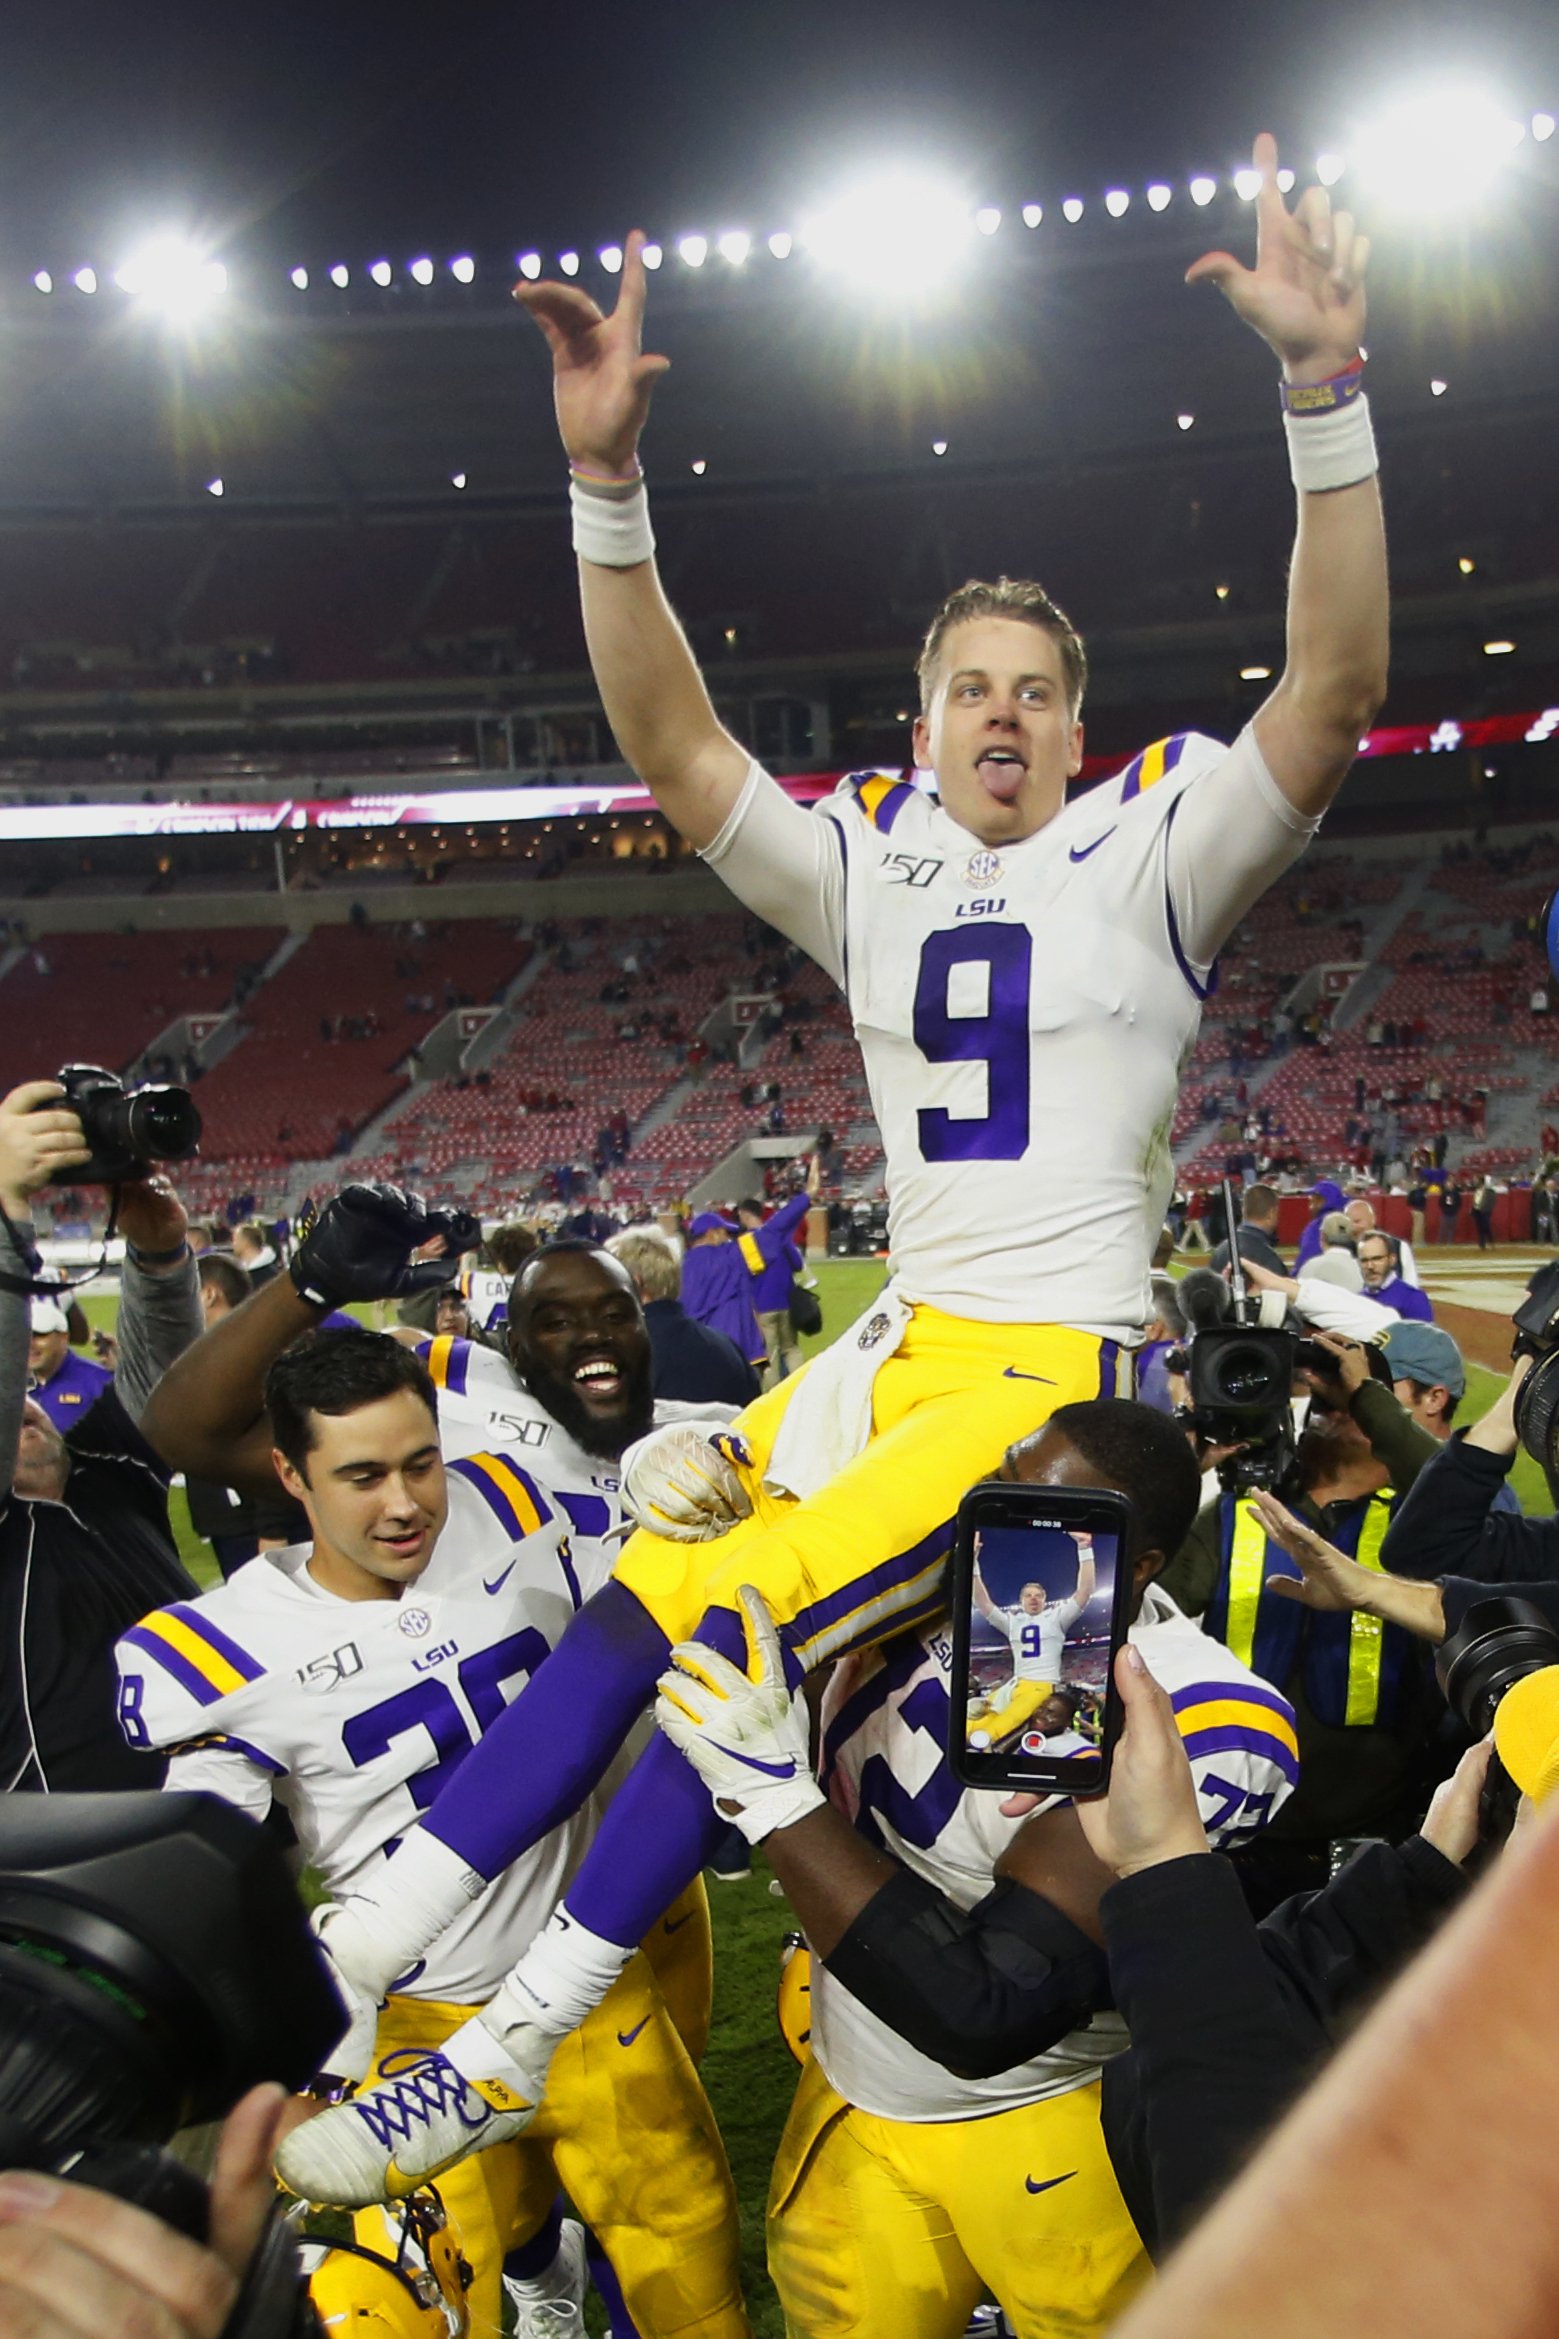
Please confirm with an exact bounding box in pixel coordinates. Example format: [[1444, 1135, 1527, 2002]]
[[811, 1583, 1300, 2123], [703, 729, 1317, 1336], [114, 1461, 611, 2004], [411, 1331, 735, 1585], [998, 1597, 1081, 1685]]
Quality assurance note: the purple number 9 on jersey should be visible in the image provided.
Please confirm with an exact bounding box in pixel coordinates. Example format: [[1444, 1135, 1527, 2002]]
[[912, 925, 1033, 1161]]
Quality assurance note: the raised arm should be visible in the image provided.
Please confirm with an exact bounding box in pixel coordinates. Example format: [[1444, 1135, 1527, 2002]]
[[972, 1560, 998, 1622], [1072, 1536, 1097, 1610], [108, 1177, 204, 1426], [516, 234, 749, 848], [141, 1184, 477, 1497], [1189, 133, 1388, 818]]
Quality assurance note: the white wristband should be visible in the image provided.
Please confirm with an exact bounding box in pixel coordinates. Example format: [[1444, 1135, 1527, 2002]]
[[569, 474, 656, 567], [1283, 392, 1378, 494]]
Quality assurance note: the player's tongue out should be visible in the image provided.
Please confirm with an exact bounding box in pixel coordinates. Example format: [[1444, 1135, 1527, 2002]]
[[975, 748, 1026, 805]]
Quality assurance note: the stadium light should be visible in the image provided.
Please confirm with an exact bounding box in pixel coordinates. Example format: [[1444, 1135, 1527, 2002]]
[[32, 270, 52, 292], [641, 243, 663, 269], [800, 167, 975, 297], [114, 235, 228, 318], [599, 244, 624, 272], [767, 231, 793, 258], [369, 259, 392, 286], [691, 458, 707, 474], [1535, 112, 1556, 141], [72, 266, 98, 293], [205, 477, 224, 497], [1146, 184, 1171, 211], [1061, 196, 1084, 222], [1104, 189, 1130, 217], [329, 263, 349, 288], [1189, 176, 1217, 206], [289, 266, 309, 290], [517, 251, 542, 280], [1458, 555, 1476, 574], [931, 438, 948, 455], [1241, 664, 1273, 680], [451, 471, 467, 489], [1484, 639, 1516, 655], [1353, 87, 1527, 211], [1233, 167, 1262, 200], [678, 235, 709, 267], [1431, 377, 1447, 395], [559, 250, 580, 275], [717, 230, 750, 265], [1315, 152, 1347, 186], [974, 206, 1001, 235], [1021, 203, 1043, 227], [1277, 168, 1296, 191], [409, 256, 435, 285], [450, 255, 476, 283], [1176, 412, 1195, 430], [1215, 583, 1231, 600]]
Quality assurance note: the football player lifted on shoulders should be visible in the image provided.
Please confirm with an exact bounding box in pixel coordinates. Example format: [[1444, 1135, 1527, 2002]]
[[279, 135, 1387, 2205], [133, 1188, 748, 2338]]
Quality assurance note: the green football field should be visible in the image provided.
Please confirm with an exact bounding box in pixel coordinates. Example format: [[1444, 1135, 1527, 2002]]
[[80, 1252, 1541, 2331]]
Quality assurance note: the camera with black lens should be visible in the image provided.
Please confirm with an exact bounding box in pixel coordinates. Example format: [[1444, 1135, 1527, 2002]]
[[0, 1792, 345, 2334], [1180, 1316, 1299, 1493], [1436, 1595, 1559, 1844], [44, 1061, 203, 1186], [1511, 1258, 1559, 1474]]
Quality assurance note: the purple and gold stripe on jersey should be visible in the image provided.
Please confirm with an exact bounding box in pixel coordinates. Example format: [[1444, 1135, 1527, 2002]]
[[122, 1603, 265, 1708], [450, 1451, 553, 1541], [786, 1518, 954, 1674], [1170, 1676, 1301, 1784], [422, 1334, 473, 1397], [1118, 733, 1190, 803], [737, 1230, 766, 1277], [843, 769, 918, 835]]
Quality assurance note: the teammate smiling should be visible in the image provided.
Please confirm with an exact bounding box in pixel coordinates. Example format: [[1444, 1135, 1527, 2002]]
[[281, 133, 1390, 2207]]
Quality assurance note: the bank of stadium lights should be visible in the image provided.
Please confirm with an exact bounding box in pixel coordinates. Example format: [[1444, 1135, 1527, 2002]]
[[32, 270, 52, 293], [1061, 197, 1084, 222], [1147, 184, 1172, 212], [600, 244, 623, 273], [73, 266, 98, 293], [1021, 204, 1042, 228], [800, 168, 975, 296], [767, 231, 792, 259], [975, 208, 1001, 236], [517, 252, 542, 280], [559, 251, 580, 276], [290, 267, 308, 290], [330, 263, 349, 288], [369, 259, 392, 287], [114, 235, 227, 318], [450, 255, 476, 283], [717, 231, 751, 265], [1104, 189, 1130, 218], [1353, 87, 1529, 212], [409, 257, 435, 286], [1189, 177, 1218, 207]]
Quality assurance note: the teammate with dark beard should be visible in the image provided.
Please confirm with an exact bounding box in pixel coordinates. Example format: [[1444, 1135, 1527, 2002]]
[[506, 1243, 656, 1463]]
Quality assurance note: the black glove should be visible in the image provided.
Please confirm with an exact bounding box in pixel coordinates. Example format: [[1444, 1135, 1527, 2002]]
[[289, 1183, 480, 1310]]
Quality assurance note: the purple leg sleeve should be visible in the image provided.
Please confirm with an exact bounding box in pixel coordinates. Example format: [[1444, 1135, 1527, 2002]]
[[563, 1607, 745, 1948], [424, 1579, 670, 1877], [586, 2231, 643, 2339], [502, 2198, 562, 2282]]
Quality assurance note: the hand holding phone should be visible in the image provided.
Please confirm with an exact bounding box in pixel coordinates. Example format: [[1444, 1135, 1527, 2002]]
[[951, 1480, 1137, 1797]]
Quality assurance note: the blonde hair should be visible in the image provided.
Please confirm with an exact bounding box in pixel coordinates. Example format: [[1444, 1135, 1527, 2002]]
[[607, 1228, 680, 1302], [917, 577, 1087, 715]]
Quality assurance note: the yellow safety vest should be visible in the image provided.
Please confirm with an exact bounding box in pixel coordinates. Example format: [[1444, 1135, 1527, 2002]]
[[1228, 1490, 1395, 1728]]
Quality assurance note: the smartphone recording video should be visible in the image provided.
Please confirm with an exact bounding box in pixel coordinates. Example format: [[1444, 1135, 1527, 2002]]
[[949, 1481, 1136, 1796]]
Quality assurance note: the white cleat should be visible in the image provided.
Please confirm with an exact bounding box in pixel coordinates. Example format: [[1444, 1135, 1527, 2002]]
[[505, 2216, 588, 2338], [276, 2048, 537, 2206]]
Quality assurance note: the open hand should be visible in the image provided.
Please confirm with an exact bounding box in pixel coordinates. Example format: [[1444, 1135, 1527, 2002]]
[[1248, 1488, 1369, 1610], [515, 230, 670, 476], [1187, 133, 1368, 384]]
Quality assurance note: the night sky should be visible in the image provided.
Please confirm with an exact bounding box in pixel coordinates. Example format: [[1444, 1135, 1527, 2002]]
[[4, 0, 1556, 273]]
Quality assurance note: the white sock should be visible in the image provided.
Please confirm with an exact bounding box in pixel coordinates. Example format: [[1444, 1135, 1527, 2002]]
[[324, 1828, 487, 1997], [500, 1905, 635, 2039]]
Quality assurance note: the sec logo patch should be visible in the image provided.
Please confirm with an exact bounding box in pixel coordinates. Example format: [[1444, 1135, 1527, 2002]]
[[963, 850, 1004, 886], [858, 1312, 893, 1351], [397, 1607, 433, 1639]]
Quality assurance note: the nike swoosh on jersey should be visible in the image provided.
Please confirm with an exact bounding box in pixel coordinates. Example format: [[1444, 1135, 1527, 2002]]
[[1068, 830, 1116, 862], [1025, 2171, 1078, 2195], [1002, 1368, 1057, 1383], [617, 2015, 651, 2047], [663, 1910, 695, 1934], [483, 1561, 519, 1596]]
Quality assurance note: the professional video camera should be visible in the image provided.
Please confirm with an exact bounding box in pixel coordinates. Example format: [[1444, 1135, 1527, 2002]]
[[1169, 1181, 1300, 1492], [1511, 1258, 1559, 1474], [0, 1791, 345, 2333], [45, 1060, 203, 1186]]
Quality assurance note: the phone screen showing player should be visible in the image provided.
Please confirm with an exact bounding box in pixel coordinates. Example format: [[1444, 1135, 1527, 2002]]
[[948, 1481, 1137, 1796]]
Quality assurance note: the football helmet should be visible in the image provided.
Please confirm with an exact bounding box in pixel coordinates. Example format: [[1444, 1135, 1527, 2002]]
[[303, 2190, 471, 2337]]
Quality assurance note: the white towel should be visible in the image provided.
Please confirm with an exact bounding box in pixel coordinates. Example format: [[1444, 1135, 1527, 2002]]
[[763, 1286, 912, 1502]]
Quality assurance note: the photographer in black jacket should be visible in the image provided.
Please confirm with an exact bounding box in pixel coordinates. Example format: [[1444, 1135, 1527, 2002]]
[[1382, 1353, 1559, 1587], [0, 1079, 202, 1793]]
